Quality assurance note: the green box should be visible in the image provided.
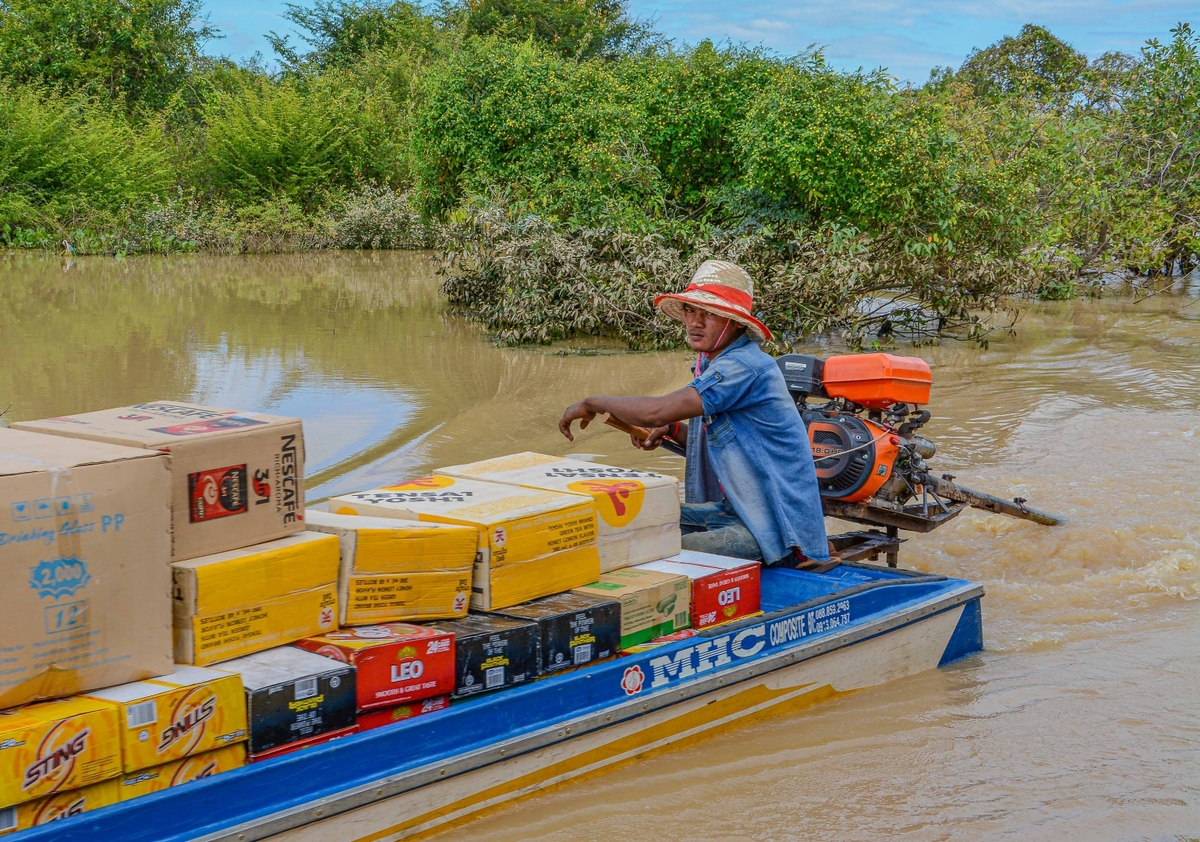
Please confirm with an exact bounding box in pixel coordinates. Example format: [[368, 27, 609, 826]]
[[572, 566, 691, 650]]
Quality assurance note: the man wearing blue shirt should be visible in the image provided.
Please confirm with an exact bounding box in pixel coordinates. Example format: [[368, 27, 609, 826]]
[[559, 260, 832, 571]]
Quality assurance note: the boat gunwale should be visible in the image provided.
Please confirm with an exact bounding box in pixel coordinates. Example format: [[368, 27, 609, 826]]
[[196, 577, 983, 842]]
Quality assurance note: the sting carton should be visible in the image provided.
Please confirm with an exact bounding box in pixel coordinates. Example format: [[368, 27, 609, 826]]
[[329, 476, 599, 611], [295, 623, 455, 711], [0, 696, 121, 809], [0, 779, 121, 835], [0, 428, 173, 709], [637, 551, 761, 630], [117, 744, 246, 801], [83, 666, 247, 773], [573, 566, 691, 650], [439, 452, 681, 573], [15, 401, 305, 561], [221, 647, 356, 756], [427, 615, 538, 698], [356, 696, 449, 733], [172, 532, 340, 665], [491, 592, 621, 675], [304, 510, 475, 624]]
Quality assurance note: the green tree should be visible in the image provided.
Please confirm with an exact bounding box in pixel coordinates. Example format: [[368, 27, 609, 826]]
[[0, 0, 215, 109], [268, 0, 443, 72], [451, 0, 657, 60], [958, 24, 1089, 102]]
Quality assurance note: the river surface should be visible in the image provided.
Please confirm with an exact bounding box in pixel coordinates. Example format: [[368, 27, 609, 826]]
[[3, 250, 1198, 840]]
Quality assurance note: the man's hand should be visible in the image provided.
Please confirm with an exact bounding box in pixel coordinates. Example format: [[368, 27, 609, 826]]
[[559, 400, 595, 442], [631, 425, 671, 451]]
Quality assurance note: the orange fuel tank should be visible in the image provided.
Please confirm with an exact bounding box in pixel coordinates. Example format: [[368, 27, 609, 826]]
[[821, 354, 931, 410]]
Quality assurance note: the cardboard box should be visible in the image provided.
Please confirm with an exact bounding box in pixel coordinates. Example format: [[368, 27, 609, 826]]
[[573, 567, 692, 650], [638, 551, 761, 630], [172, 532, 340, 665], [440, 452, 681, 573], [0, 779, 121, 835], [620, 628, 698, 655], [248, 726, 357, 763], [221, 647, 356, 755], [0, 696, 121, 808], [14, 401, 305, 561], [356, 696, 449, 732], [84, 666, 247, 773], [296, 624, 455, 711], [0, 428, 173, 709], [491, 593, 621, 675], [117, 744, 246, 801], [426, 615, 538, 699], [329, 476, 600, 611], [305, 511, 475, 624]]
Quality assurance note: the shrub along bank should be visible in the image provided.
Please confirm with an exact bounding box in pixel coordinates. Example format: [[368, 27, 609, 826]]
[[0, 0, 1197, 346]]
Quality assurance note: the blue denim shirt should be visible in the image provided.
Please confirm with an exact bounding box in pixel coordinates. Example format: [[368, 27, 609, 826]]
[[690, 334, 829, 562]]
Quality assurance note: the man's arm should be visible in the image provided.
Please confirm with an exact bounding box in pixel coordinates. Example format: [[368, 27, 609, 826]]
[[559, 387, 704, 442]]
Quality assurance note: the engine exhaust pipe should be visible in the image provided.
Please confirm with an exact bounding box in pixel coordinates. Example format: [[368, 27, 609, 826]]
[[923, 475, 1065, 526]]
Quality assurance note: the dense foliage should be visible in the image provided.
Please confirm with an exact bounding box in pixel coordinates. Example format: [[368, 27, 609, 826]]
[[0, 0, 1197, 346]]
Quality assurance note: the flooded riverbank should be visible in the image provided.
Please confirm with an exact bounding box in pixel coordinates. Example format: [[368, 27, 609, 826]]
[[3, 249, 1197, 839]]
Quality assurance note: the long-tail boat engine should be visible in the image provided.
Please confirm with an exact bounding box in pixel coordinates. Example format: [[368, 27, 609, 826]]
[[775, 353, 1062, 536]]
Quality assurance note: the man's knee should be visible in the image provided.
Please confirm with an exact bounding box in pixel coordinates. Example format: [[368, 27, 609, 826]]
[[680, 525, 763, 561]]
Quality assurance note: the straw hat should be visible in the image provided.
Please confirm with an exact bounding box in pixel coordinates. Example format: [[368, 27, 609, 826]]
[[654, 260, 773, 343]]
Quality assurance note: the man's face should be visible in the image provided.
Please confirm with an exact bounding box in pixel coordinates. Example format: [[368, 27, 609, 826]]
[[681, 304, 737, 352]]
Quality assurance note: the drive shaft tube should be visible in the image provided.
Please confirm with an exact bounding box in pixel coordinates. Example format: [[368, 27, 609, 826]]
[[923, 475, 1064, 526]]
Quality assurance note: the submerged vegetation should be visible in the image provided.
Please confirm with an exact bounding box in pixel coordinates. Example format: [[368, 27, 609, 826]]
[[0, 0, 1198, 346]]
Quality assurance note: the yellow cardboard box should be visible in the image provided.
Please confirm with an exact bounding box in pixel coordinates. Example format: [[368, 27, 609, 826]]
[[0, 697, 121, 808], [83, 666, 247, 772], [0, 779, 121, 835], [305, 510, 476, 624], [118, 743, 246, 801], [440, 452, 681, 573], [0, 428, 173, 710], [14, 401, 305, 561], [172, 533, 340, 664], [329, 476, 600, 610]]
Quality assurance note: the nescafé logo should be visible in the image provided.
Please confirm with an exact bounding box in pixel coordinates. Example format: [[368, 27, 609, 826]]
[[568, 480, 645, 527], [29, 558, 91, 599]]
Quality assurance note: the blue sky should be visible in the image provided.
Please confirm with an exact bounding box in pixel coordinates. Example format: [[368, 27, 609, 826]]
[[202, 0, 1195, 83]]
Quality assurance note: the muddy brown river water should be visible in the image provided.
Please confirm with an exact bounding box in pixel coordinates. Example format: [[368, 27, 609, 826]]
[[3, 250, 1198, 840]]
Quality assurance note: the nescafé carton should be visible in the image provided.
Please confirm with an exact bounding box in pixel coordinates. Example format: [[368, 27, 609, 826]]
[[221, 647, 356, 756], [0, 428, 173, 709], [0, 696, 121, 809], [329, 476, 599, 611], [0, 779, 121, 835], [83, 666, 247, 773], [638, 551, 761, 630], [573, 566, 692, 650], [117, 743, 246, 801], [172, 532, 340, 665], [296, 623, 455, 711], [15, 401, 305, 561], [427, 615, 538, 698], [304, 510, 475, 624], [439, 452, 681, 573]]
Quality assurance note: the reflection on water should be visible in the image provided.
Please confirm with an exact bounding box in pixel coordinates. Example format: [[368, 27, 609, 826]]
[[3, 250, 1198, 839]]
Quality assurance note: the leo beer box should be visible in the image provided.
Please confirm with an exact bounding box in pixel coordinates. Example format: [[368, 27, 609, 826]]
[[0, 697, 121, 808], [637, 551, 761, 630], [14, 401, 305, 561], [573, 566, 691, 650], [426, 615, 538, 699], [248, 726, 357, 763], [83, 666, 247, 773], [172, 532, 340, 665], [118, 743, 246, 801], [329, 476, 599, 611], [220, 646, 356, 755], [0, 779, 121, 836], [305, 510, 475, 624], [490, 592, 621, 675], [439, 453, 681, 573], [0, 428, 173, 709], [295, 623, 455, 711], [357, 696, 449, 733]]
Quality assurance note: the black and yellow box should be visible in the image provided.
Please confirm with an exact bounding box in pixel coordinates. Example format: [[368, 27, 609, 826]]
[[491, 592, 622, 675], [172, 532, 339, 665], [428, 614, 539, 698]]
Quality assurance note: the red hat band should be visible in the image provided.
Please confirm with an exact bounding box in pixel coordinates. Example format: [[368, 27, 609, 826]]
[[687, 282, 753, 311]]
